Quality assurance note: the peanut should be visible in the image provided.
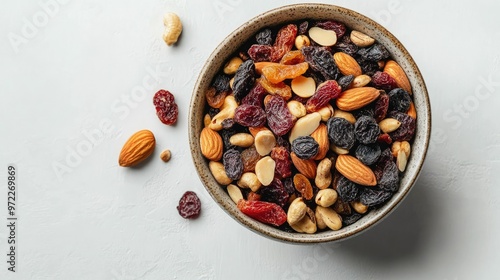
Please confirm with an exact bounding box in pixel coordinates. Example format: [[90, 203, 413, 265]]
[[317, 104, 334, 122], [237, 172, 262, 192], [315, 206, 342, 230], [162, 12, 182, 46], [315, 189, 338, 208], [209, 161, 232, 185], [315, 158, 332, 190], [379, 118, 401, 133], [351, 201, 368, 214], [229, 133, 254, 148], [287, 100, 307, 118], [227, 184, 244, 204], [160, 149, 171, 162], [223, 57, 243, 75], [350, 30, 375, 47], [209, 95, 238, 131], [290, 207, 317, 234], [287, 197, 307, 225], [294, 35, 310, 50], [351, 74, 371, 88]]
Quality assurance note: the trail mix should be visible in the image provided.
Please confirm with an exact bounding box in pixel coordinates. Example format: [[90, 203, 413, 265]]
[[199, 19, 416, 233]]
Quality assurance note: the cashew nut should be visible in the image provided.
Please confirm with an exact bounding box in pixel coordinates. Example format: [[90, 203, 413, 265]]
[[209, 95, 238, 131], [290, 207, 317, 234], [287, 197, 307, 225], [315, 189, 338, 208], [163, 12, 182, 46], [316, 206, 342, 231], [237, 172, 262, 192], [209, 161, 232, 185]]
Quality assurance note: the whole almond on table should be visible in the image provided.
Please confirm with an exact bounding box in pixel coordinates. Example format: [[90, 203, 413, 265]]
[[119, 130, 156, 167]]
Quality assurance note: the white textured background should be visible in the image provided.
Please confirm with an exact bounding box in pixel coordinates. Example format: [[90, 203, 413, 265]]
[[1, 0, 499, 279]]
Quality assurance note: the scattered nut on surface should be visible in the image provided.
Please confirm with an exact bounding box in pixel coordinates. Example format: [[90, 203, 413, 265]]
[[163, 12, 182, 46], [160, 149, 171, 162]]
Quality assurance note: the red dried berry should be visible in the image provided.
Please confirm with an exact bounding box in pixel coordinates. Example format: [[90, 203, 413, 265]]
[[234, 104, 267, 127], [248, 44, 274, 62], [237, 199, 287, 226], [387, 111, 416, 141], [377, 133, 393, 145], [305, 80, 342, 113], [177, 191, 201, 219], [153, 89, 179, 125], [271, 146, 292, 178], [247, 192, 261, 202], [371, 71, 398, 91], [271, 24, 298, 62], [259, 178, 289, 208], [315, 20, 346, 38], [265, 95, 294, 136], [374, 92, 389, 122], [241, 83, 268, 107]]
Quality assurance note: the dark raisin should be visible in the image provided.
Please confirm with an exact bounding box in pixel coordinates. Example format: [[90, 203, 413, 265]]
[[301, 46, 339, 80], [338, 75, 354, 91], [255, 28, 273, 45], [248, 44, 274, 62], [315, 20, 346, 38], [342, 212, 363, 226], [265, 95, 294, 136], [359, 60, 380, 76], [241, 83, 268, 107], [207, 107, 220, 118], [153, 89, 179, 125], [223, 149, 244, 180], [359, 187, 392, 207], [298, 21, 309, 35], [271, 146, 292, 179], [357, 43, 390, 62], [354, 116, 380, 145], [336, 176, 360, 203], [387, 111, 416, 141], [327, 117, 355, 150], [233, 60, 255, 102], [372, 71, 398, 91], [335, 35, 358, 56], [276, 136, 291, 152], [373, 92, 389, 122], [177, 191, 201, 219], [220, 128, 236, 150], [283, 177, 295, 195], [259, 178, 289, 208], [234, 104, 267, 127], [388, 88, 412, 113], [291, 136, 319, 159], [211, 74, 231, 93], [332, 199, 352, 215], [355, 144, 381, 166], [353, 105, 375, 119], [378, 160, 400, 192]]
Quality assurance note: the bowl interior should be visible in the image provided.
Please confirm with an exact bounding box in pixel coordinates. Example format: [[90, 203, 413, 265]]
[[189, 3, 431, 243]]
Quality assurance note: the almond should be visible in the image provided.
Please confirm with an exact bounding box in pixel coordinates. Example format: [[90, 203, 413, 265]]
[[310, 123, 329, 160], [290, 152, 317, 180], [333, 52, 362, 76], [200, 127, 223, 161], [336, 87, 382, 111], [335, 154, 377, 186], [407, 101, 417, 119], [119, 130, 156, 167], [383, 60, 412, 94]]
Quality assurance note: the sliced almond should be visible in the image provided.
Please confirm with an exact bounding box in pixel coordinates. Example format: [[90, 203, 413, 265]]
[[255, 156, 276, 186], [308, 27, 337, 47], [254, 130, 276, 156], [291, 76, 316, 98], [227, 184, 244, 204], [289, 112, 322, 143]]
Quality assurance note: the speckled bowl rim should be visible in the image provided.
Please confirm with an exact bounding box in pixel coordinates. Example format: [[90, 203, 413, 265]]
[[189, 3, 431, 243]]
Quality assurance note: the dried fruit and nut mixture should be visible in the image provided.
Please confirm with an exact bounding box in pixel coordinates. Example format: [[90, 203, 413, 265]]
[[200, 19, 416, 233]]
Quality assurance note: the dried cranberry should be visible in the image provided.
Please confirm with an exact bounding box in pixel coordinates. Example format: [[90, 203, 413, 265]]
[[241, 83, 268, 107], [259, 178, 289, 208], [271, 146, 292, 179], [177, 191, 201, 219], [305, 80, 342, 113], [372, 71, 398, 91], [234, 104, 267, 127], [248, 44, 274, 62], [265, 95, 294, 136], [153, 89, 179, 125], [315, 20, 346, 38], [373, 92, 389, 122], [387, 111, 416, 141], [237, 200, 287, 226]]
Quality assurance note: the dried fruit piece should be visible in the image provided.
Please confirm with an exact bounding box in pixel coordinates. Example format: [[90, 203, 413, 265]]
[[371, 71, 398, 91], [335, 154, 377, 186], [223, 149, 244, 181], [212, 73, 231, 93], [338, 74, 354, 91], [355, 144, 381, 166], [233, 60, 256, 102], [357, 43, 390, 62], [293, 173, 314, 200], [291, 76, 316, 98], [248, 44, 274, 62], [177, 191, 201, 219], [327, 117, 355, 150], [315, 20, 346, 38], [256, 28, 273, 45], [271, 146, 292, 179], [265, 95, 294, 136], [388, 88, 412, 113], [378, 160, 400, 192], [247, 191, 261, 201], [271, 24, 298, 62], [200, 127, 223, 161], [359, 187, 392, 207], [387, 111, 416, 141], [280, 50, 305, 65], [333, 52, 362, 76], [258, 76, 292, 101], [407, 102, 417, 119], [259, 178, 289, 207], [336, 87, 382, 111], [119, 130, 156, 167], [261, 62, 309, 84], [301, 46, 339, 80], [354, 116, 380, 145], [237, 199, 287, 226], [336, 176, 360, 203], [373, 92, 389, 122], [305, 80, 342, 113], [153, 89, 179, 125], [205, 87, 227, 109], [241, 146, 262, 172], [241, 83, 268, 107], [234, 104, 267, 127], [308, 26, 337, 46]]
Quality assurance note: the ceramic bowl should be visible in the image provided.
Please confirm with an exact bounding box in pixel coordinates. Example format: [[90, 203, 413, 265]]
[[188, 3, 431, 243]]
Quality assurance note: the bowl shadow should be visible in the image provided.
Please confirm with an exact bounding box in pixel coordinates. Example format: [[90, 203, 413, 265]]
[[327, 165, 440, 265]]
